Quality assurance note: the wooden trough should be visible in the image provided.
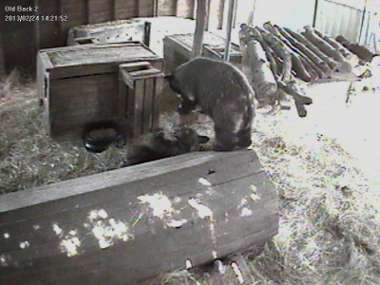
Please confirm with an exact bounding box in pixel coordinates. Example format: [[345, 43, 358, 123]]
[[0, 150, 279, 285], [37, 42, 164, 139], [67, 19, 151, 47]]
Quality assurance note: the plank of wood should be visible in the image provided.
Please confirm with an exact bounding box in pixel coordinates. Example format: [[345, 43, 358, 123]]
[[0, 150, 279, 285], [0, 30, 6, 75], [87, 0, 114, 24], [114, 0, 138, 19], [157, 0, 177, 16], [176, 0, 195, 18], [138, 0, 157, 17], [153, 76, 163, 129], [143, 77, 155, 132]]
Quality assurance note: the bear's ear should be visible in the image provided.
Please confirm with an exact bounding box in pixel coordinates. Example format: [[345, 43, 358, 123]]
[[198, 135, 210, 144]]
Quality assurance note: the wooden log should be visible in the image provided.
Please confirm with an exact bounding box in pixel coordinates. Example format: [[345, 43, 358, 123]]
[[336, 35, 378, 63], [302, 26, 352, 73], [241, 25, 280, 79], [283, 27, 338, 71], [312, 29, 354, 59], [263, 23, 329, 80], [272, 24, 333, 77], [268, 25, 316, 81], [245, 27, 313, 117], [277, 81, 312, 118], [0, 150, 279, 285], [245, 39, 278, 106], [260, 29, 292, 83]]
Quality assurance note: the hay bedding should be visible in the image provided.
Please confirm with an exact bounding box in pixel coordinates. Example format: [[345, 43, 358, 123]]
[[1, 72, 380, 284]]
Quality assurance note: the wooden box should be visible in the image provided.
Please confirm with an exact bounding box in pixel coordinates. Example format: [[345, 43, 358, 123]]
[[119, 62, 164, 137], [163, 32, 242, 73], [37, 42, 164, 140], [67, 19, 151, 47]]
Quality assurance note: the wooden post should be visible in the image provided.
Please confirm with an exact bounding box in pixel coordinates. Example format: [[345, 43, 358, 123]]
[[0, 150, 279, 285], [224, 0, 237, 61], [192, 0, 208, 57]]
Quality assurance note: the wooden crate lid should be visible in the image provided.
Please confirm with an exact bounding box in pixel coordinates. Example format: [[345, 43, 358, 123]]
[[39, 42, 162, 79], [164, 32, 241, 58]]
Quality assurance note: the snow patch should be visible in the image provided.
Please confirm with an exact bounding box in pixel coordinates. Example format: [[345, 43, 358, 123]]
[[188, 198, 213, 219], [87, 209, 132, 249], [232, 262, 245, 284], [138, 193, 174, 219], [186, 259, 193, 269], [250, 185, 261, 201], [166, 219, 188, 228], [240, 207, 253, 217], [198, 177, 212, 187], [0, 254, 9, 267], [60, 230, 81, 258], [52, 223, 63, 236], [19, 241, 30, 249]]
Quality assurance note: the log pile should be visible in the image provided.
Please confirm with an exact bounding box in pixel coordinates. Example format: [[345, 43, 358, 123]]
[[239, 22, 373, 117]]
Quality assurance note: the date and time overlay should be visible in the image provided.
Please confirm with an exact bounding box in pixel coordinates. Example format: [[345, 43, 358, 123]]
[[4, 4, 68, 23]]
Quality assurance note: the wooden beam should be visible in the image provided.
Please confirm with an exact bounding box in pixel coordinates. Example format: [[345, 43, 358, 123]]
[[0, 151, 279, 285], [192, 0, 208, 57], [224, 0, 237, 61]]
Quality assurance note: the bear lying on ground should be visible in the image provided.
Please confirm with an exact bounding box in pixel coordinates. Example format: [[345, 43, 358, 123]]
[[166, 57, 255, 151], [125, 127, 209, 166]]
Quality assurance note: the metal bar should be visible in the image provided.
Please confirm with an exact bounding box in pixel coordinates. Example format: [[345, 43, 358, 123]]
[[312, 0, 319, 28], [224, 0, 237, 61], [358, 0, 368, 43]]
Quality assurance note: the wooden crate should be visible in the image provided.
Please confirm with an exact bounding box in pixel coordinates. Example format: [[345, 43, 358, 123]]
[[0, 150, 279, 285], [67, 19, 151, 47], [119, 62, 164, 137], [163, 32, 242, 73], [37, 42, 164, 140]]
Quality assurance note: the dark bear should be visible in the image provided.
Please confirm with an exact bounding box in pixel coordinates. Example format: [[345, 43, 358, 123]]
[[125, 127, 209, 166], [166, 57, 255, 151]]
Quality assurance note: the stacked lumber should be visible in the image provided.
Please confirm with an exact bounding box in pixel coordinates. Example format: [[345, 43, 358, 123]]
[[239, 23, 372, 117]]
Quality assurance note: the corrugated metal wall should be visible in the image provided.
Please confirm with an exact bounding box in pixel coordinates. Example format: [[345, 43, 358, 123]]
[[315, 0, 365, 42]]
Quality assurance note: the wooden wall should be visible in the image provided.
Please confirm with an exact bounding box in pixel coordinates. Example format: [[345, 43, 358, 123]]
[[0, 0, 232, 74], [0, 0, 211, 74]]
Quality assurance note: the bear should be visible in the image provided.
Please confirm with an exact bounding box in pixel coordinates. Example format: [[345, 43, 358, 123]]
[[166, 57, 255, 151], [125, 127, 209, 166]]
